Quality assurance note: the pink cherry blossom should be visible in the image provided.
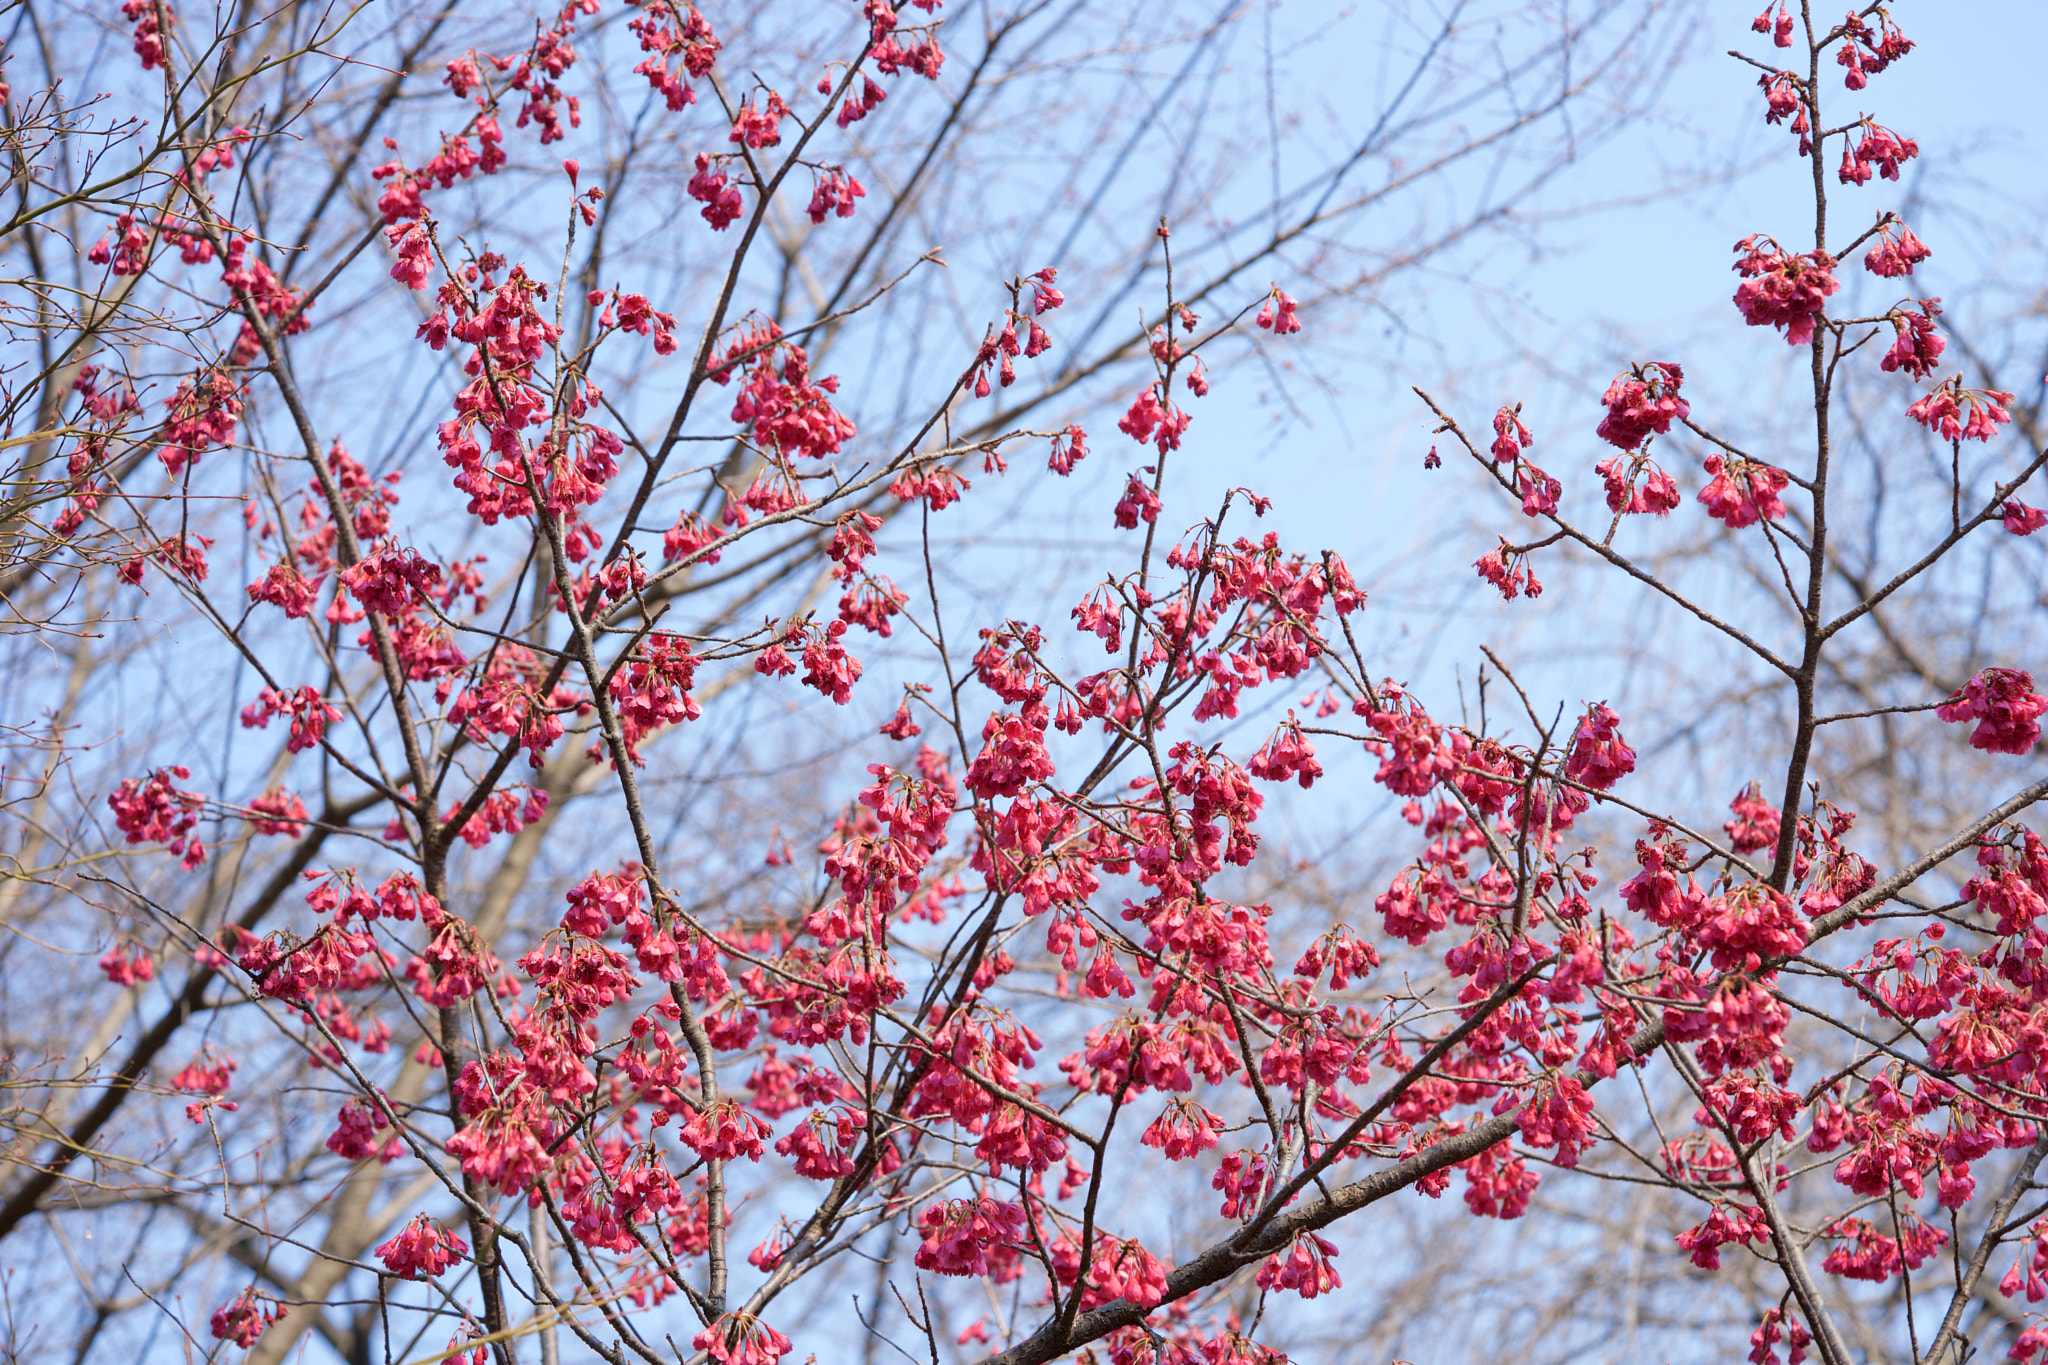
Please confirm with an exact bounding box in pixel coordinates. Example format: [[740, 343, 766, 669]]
[[375, 1214, 468, 1279], [1732, 234, 1838, 345], [1937, 668, 2048, 754]]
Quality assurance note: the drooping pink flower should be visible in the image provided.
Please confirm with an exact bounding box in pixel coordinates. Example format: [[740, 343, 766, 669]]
[[677, 1097, 771, 1161], [1907, 378, 2012, 443], [209, 1290, 284, 1348], [1213, 1148, 1275, 1219], [688, 153, 743, 229], [1088, 1235, 1171, 1308], [1564, 703, 1635, 791], [1937, 668, 2048, 754], [246, 561, 324, 618], [1247, 719, 1321, 789], [627, 0, 719, 110], [1748, 1307, 1813, 1365], [326, 1100, 396, 1161], [693, 1313, 794, 1365], [1732, 235, 1838, 346], [1698, 454, 1789, 529], [1676, 1202, 1771, 1270], [89, 212, 154, 275], [107, 766, 207, 868], [340, 544, 443, 617], [155, 368, 244, 474], [171, 1049, 237, 1097], [1516, 1074, 1598, 1168], [1834, 9, 1914, 91], [1462, 1144, 1538, 1219], [836, 75, 887, 128], [1821, 1214, 1947, 1283], [1749, 3, 1792, 47], [1864, 221, 1931, 278], [1255, 1231, 1341, 1299], [1596, 455, 1681, 516], [1293, 925, 1381, 989], [1879, 299, 1944, 380], [728, 91, 790, 148], [443, 1095, 552, 1191], [1699, 1073, 1801, 1146], [1724, 782, 1782, 855], [1112, 471, 1162, 529], [1595, 362, 1689, 450], [1474, 540, 1540, 600], [404, 916, 498, 1007], [800, 619, 863, 704], [375, 1214, 469, 1279], [1255, 286, 1300, 335], [1698, 883, 1808, 970], [1517, 462, 1561, 517], [913, 1195, 1024, 1276], [100, 944, 154, 987], [772, 1106, 862, 1179], [2002, 501, 2048, 536], [239, 684, 342, 754], [1842, 118, 1917, 184], [388, 220, 435, 289], [1047, 423, 1088, 475], [1490, 405, 1532, 464], [1756, 71, 1807, 152], [120, 0, 174, 71], [1138, 1098, 1224, 1160], [804, 167, 865, 223], [2002, 1222, 2048, 1304], [1117, 388, 1165, 445]]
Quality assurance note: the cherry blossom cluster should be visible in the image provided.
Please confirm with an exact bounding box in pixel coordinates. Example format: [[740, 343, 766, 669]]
[[375, 1214, 469, 1279], [76, 6, 2048, 1363]]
